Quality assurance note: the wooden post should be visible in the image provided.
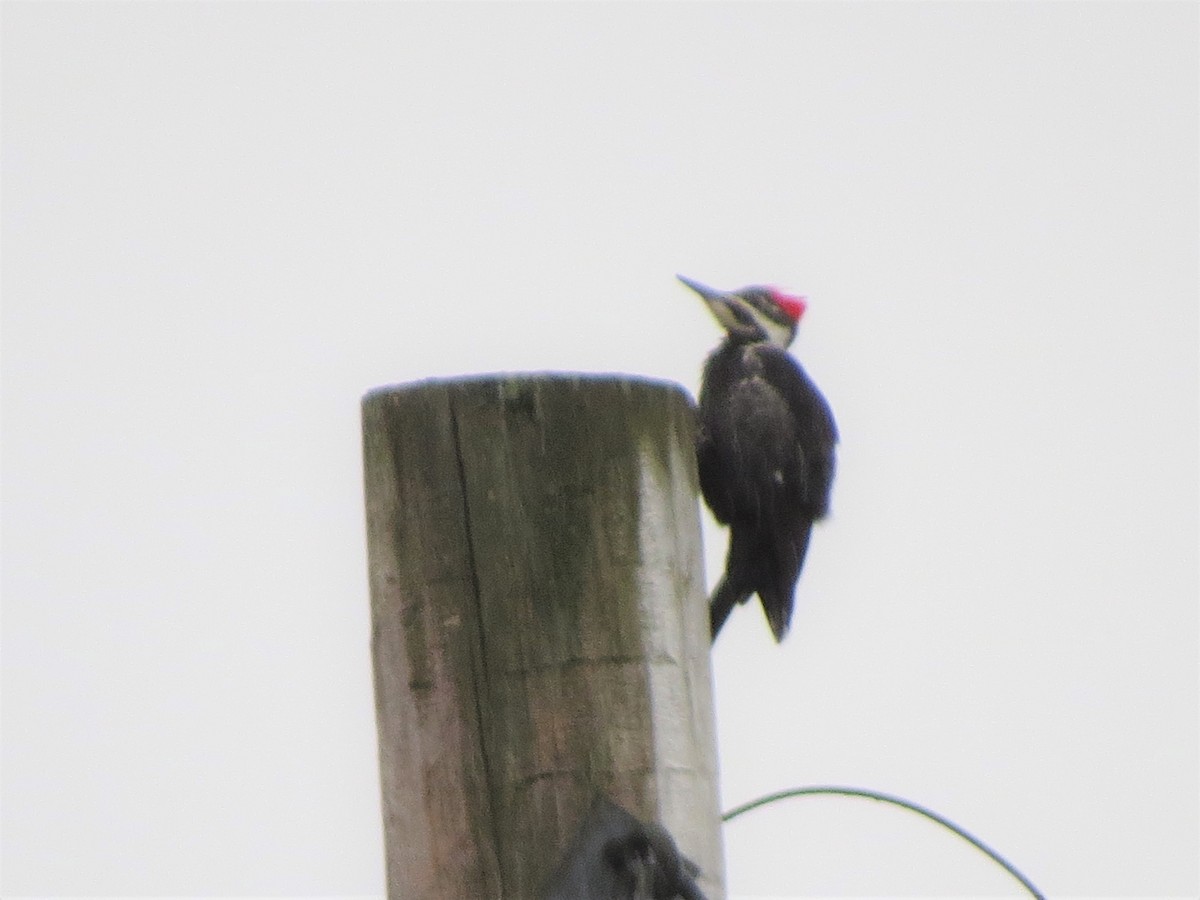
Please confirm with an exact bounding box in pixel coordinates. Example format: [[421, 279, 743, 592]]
[[362, 374, 724, 899]]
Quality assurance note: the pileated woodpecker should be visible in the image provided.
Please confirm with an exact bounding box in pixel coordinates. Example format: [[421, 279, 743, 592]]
[[679, 275, 838, 642]]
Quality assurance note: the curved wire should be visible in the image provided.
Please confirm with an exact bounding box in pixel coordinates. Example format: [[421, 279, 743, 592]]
[[722, 785, 1044, 900]]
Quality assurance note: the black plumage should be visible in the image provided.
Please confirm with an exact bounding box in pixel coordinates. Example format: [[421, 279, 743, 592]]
[[680, 275, 838, 642], [603, 822, 706, 900]]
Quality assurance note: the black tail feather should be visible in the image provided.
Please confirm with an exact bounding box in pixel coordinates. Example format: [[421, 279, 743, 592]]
[[710, 520, 815, 643], [709, 574, 752, 642], [758, 521, 813, 642]]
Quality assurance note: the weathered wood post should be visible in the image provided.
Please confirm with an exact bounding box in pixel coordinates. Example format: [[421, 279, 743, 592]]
[[362, 374, 724, 898]]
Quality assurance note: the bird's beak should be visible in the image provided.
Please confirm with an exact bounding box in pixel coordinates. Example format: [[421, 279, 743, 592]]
[[677, 274, 741, 333], [676, 274, 724, 303]]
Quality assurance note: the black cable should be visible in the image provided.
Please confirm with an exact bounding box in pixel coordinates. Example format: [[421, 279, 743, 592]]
[[722, 785, 1044, 900]]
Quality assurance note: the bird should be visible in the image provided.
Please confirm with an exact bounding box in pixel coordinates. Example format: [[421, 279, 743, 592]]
[[678, 274, 838, 642], [542, 797, 706, 900], [603, 822, 706, 900]]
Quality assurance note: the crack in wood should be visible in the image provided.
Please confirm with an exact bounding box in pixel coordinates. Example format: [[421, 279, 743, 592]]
[[447, 387, 506, 893]]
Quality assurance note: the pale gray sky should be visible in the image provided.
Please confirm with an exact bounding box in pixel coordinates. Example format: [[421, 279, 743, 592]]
[[2, 2, 1197, 897]]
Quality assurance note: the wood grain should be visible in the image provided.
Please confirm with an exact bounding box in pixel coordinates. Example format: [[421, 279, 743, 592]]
[[362, 374, 724, 898]]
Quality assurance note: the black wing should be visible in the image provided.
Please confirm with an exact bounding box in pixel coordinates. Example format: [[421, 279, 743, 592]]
[[749, 343, 838, 516], [697, 342, 837, 523]]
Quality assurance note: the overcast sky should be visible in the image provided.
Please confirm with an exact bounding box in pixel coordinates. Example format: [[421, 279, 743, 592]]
[[3, 2, 1197, 898]]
